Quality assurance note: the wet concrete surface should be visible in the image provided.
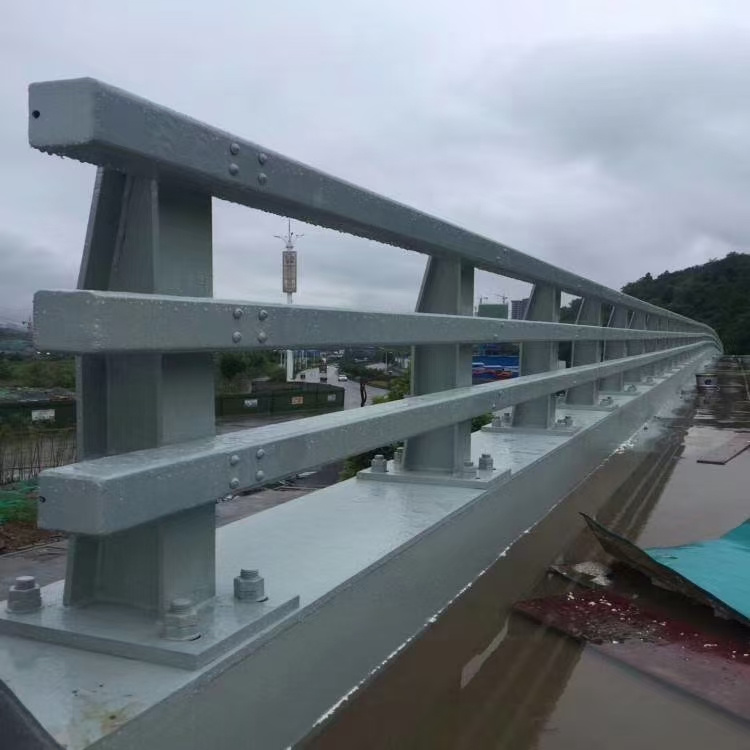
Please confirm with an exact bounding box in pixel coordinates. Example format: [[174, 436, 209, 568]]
[[0, 487, 317, 592], [301, 358, 750, 750]]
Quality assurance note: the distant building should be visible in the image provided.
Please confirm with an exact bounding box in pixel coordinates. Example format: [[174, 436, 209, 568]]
[[475, 303, 516, 359], [477, 303, 508, 319], [511, 298, 530, 320]]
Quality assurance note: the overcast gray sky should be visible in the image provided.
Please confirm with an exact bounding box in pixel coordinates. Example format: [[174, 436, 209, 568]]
[[2, 0, 750, 324]]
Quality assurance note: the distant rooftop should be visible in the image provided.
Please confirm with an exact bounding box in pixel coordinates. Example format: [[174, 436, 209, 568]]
[[0, 386, 75, 405]]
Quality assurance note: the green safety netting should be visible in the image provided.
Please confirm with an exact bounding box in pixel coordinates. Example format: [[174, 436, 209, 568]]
[[0, 479, 38, 525]]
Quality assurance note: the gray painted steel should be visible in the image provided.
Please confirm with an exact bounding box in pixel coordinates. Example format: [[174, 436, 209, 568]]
[[625, 311, 647, 383], [38, 343, 708, 535], [567, 298, 602, 405], [64, 171, 218, 616], [33, 290, 709, 353], [600, 306, 628, 392], [28, 78, 716, 341], [0, 585, 300, 669], [405, 258, 474, 474], [513, 284, 560, 428]]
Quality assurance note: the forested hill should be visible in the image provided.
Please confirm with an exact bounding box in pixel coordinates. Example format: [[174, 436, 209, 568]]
[[622, 252, 750, 354]]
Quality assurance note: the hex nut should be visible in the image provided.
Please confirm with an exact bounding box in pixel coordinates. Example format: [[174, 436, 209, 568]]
[[6, 576, 41, 614], [234, 569, 267, 602], [370, 454, 388, 473], [478, 453, 494, 472]]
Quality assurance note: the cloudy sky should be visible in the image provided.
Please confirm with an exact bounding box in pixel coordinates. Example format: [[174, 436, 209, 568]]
[[2, 0, 750, 325]]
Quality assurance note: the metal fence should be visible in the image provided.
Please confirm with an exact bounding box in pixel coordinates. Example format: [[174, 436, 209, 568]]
[[0, 428, 76, 485], [28, 78, 720, 618]]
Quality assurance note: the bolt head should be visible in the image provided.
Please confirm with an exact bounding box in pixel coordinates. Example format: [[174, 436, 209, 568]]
[[255, 470, 265, 482], [257, 331, 268, 343], [228, 163, 239, 176], [256, 448, 265, 459], [230, 478, 240, 489], [258, 309, 269, 321], [233, 307, 243, 319], [258, 152, 268, 165], [232, 331, 242, 344], [14, 576, 36, 591], [229, 454, 240, 466], [229, 142, 240, 155], [257, 172, 268, 185]]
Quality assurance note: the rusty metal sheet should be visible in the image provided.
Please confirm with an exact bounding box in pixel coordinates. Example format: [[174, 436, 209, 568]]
[[582, 514, 750, 628], [515, 589, 750, 723]]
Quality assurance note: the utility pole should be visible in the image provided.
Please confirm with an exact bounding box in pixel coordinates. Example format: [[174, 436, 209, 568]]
[[274, 220, 303, 382]]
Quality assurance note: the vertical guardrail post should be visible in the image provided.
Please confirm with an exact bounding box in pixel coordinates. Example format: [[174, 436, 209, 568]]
[[667, 320, 680, 369], [64, 168, 216, 613], [668, 320, 682, 368], [652, 316, 667, 375], [512, 283, 560, 428], [404, 258, 474, 474], [665, 319, 674, 367], [624, 310, 646, 384], [566, 298, 602, 405], [681, 324, 697, 364], [642, 315, 658, 378], [599, 306, 628, 392]]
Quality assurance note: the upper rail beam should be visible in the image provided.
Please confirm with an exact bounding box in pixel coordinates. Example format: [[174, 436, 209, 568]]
[[38, 342, 711, 535], [29, 78, 715, 338], [34, 290, 709, 354]]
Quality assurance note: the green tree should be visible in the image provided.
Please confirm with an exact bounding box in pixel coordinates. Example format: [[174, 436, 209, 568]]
[[0, 358, 12, 381], [623, 252, 750, 354], [219, 353, 246, 381]]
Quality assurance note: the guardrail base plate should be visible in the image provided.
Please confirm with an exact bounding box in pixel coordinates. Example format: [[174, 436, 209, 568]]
[[0, 585, 299, 670], [357, 463, 512, 489]]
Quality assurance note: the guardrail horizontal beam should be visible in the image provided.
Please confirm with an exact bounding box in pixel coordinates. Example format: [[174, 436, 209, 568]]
[[38, 342, 711, 535], [34, 290, 709, 353], [28, 78, 715, 338]]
